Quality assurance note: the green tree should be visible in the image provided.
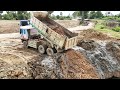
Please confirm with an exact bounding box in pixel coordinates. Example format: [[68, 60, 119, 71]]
[[3, 11, 14, 20], [66, 15, 71, 20], [2, 11, 30, 20], [17, 11, 30, 20], [60, 12, 63, 16], [89, 11, 96, 19], [79, 11, 89, 19], [0, 11, 3, 20], [0, 14, 2, 19], [50, 14, 57, 20], [72, 11, 89, 23], [72, 11, 80, 18], [56, 15, 60, 19], [95, 11, 103, 18]]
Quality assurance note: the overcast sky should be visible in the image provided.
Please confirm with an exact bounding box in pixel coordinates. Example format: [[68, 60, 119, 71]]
[[52, 11, 120, 16], [2, 11, 120, 16]]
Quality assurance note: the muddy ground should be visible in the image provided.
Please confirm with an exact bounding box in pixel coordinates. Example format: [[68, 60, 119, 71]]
[[0, 20, 120, 79]]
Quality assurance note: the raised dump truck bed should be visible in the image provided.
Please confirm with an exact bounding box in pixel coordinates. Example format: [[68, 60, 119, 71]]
[[30, 12, 78, 53]]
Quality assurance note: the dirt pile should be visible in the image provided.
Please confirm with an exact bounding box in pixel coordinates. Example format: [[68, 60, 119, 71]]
[[106, 41, 120, 64], [79, 29, 113, 40], [28, 54, 63, 79], [77, 40, 120, 78], [60, 49, 99, 79], [28, 50, 99, 79], [34, 12, 48, 19], [77, 40, 98, 50]]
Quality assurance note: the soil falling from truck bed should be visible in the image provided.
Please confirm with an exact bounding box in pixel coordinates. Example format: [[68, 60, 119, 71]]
[[35, 16, 75, 38]]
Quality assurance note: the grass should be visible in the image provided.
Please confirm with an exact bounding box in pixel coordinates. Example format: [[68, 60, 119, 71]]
[[94, 19, 120, 39]]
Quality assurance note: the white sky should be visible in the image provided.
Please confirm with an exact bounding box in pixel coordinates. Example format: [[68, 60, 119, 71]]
[[52, 11, 120, 16], [2, 11, 120, 16]]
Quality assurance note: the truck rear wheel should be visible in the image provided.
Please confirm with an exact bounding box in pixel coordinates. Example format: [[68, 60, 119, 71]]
[[23, 41, 28, 49], [46, 48, 54, 56], [38, 45, 45, 54]]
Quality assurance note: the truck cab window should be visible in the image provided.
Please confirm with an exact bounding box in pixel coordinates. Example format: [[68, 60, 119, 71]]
[[21, 21, 29, 26]]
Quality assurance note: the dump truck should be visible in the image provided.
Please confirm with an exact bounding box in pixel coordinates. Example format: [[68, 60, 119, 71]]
[[20, 11, 78, 55]]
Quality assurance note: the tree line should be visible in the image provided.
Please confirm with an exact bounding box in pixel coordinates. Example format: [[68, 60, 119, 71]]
[[50, 12, 72, 20], [49, 11, 104, 20], [0, 11, 30, 20], [72, 11, 104, 19], [0, 11, 120, 21]]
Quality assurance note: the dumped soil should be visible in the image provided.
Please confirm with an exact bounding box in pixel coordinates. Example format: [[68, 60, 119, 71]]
[[106, 41, 120, 64], [77, 39, 120, 78], [78, 29, 113, 40], [60, 49, 99, 79], [42, 20, 66, 36], [28, 54, 63, 79], [77, 39, 98, 50], [35, 14, 66, 36], [35, 16, 75, 38], [28, 49, 99, 79]]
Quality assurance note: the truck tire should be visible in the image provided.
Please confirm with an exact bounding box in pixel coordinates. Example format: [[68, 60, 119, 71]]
[[23, 41, 28, 49], [46, 48, 54, 56], [38, 45, 45, 54]]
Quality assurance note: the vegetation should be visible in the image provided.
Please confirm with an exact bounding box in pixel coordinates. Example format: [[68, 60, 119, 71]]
[[0, 11, 30, 20], [50, 12, 72, 20], [94, 19, 120, 39], [89, 11, 104, 19], [112, 26, 120, 32]]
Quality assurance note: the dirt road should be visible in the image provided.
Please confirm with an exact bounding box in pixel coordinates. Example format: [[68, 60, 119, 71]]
[[0, 33, 20, 39], [67, 22, 95, 33]]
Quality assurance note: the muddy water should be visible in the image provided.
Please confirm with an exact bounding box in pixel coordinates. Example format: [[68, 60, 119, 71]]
[[76, 40, 120, 79]]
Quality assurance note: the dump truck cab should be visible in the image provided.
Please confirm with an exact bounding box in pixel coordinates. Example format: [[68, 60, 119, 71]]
[[20, 20, 32, 40], [20, 20, 30, 26], [19, 20, 42, 49]]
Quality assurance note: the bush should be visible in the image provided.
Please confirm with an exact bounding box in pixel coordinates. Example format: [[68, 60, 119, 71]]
[[116, 17, 120, 22], [112, 26, 120, 32], [100, 26, 105, 29]]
